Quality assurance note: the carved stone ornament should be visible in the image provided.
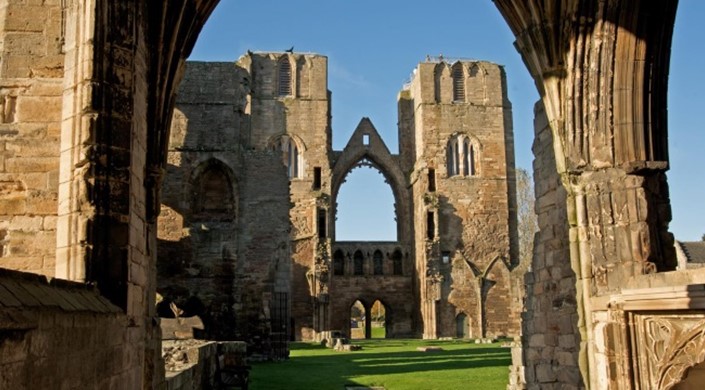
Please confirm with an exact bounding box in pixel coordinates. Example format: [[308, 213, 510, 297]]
[[630, 313, 705, 390], [291, 215, 311, 238]]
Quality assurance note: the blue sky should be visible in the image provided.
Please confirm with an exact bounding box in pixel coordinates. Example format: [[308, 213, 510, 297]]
[[190, 0, 704, 242]]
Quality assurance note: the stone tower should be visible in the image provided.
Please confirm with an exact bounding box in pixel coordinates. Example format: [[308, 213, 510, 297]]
[[238, 52, 334, 341], [398, 59, 520, 339]]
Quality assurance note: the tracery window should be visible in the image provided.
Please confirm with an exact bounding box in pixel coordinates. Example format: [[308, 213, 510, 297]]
[[270, 135, 303, 179], [278, 56, 292, 96], [447, 134, 477, 177]]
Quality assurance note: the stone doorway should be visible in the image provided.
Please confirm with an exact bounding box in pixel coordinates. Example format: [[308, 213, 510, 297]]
[[350, 300, 367, 339], [456, 313, 470, 339]]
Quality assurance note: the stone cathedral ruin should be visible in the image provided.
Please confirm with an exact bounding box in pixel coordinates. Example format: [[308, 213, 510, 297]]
[[156, 52, 521, 348], [1, 1, 705, 389]]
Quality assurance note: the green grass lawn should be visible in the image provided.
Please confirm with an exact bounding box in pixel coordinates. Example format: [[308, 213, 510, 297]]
[[249, 339, 511, 390]]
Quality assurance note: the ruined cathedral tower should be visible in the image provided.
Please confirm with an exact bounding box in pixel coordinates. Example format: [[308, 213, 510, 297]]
[[398, 59, 520, 338], [157, 52, 520, 353]]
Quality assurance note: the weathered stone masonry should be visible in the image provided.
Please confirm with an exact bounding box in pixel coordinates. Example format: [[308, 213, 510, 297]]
[[1, 1, 705, 389], [157, 52, 521, 345]]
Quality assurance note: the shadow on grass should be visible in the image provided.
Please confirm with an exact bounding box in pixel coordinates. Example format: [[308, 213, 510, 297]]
[[249, 339, 511, 390]]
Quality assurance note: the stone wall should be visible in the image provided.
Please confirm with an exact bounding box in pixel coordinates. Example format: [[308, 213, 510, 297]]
[[0, 0, 63, 276], [239, 53, 331, 341], [157, 61, 291, 351], [163, 341, 217, 390], [329, 242, 414, 337], [0, 269, 142, 389], [158, 62, 244, 339], [518, 102, 580, 389]]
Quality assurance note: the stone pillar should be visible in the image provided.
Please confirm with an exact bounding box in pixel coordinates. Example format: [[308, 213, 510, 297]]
[[495, 1, 679, 387]]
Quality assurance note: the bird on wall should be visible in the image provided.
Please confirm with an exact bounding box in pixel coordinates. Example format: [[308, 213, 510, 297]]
[[285, 46, 294, 53]]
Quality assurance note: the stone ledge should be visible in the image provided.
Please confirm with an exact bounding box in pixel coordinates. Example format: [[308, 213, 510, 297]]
[[0, 268, 121, 314]]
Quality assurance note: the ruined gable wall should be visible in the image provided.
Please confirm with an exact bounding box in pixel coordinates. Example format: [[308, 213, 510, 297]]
[[0, 0, 63, 276]]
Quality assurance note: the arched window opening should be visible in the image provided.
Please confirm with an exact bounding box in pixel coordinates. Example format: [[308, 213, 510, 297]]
[[353, 250, 364, 275], [447, 134, 477, 177], [373, 250, 384, 275], [194, 162, 235, 216], [463, 139, 470, 176], [392, 249, 403, 275], [350, 300, 367, 340], [370, 300, 386, 339], [270, 135, 303, 179], [336, 164, 397, 241], [278, 56, 292, 96], [456, 313, 470, 338], [452, 64, 465, 102], [333, 250, 344, 276]]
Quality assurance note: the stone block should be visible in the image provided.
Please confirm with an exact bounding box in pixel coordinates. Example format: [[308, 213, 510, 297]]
[[529, 334, 544, 347], [0, 198, 26, 215], [10, 215, 42, 231], [556, 366, 582, 386], [536, 364, 556, 383], [558, 334, 577, 349]]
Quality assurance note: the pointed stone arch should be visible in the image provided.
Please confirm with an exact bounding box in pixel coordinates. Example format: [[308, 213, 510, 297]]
[[446, 132, 482, 178], [466, 62, 489, 104], [482, 256, 513, 337], [331, 118, 410, 242], [277, 55, 293, 97], [189, 158, 238, 219], [451, 62, 466, 102], [267, 133, 306, 179], [434, 62, 451, 103]]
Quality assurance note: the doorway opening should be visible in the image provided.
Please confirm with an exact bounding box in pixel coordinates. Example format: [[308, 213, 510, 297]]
[[370, 300, 387, 339], [350, 300, 367, 340]]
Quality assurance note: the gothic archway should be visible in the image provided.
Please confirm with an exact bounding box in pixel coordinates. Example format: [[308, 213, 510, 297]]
[[331, 118, 410, 243]]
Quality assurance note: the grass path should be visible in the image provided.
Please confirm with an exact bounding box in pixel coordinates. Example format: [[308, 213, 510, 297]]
[[249, 339, 511, 389]]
